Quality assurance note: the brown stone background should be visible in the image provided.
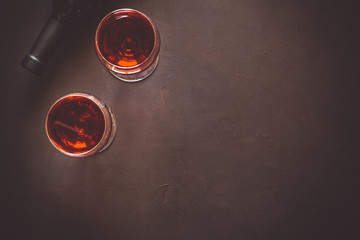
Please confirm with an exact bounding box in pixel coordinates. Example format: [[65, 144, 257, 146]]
[[1, 0, 359, 239]]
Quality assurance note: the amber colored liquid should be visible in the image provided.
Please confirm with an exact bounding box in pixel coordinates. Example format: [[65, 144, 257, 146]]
[[98, 12, 155, 67], [47, 96, 105, 154]]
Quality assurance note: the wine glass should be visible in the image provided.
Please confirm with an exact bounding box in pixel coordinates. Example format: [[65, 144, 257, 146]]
[[95, 9, 161, 82], [45, 92, 116, 157]]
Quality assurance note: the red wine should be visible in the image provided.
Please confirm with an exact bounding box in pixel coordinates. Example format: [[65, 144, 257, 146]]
[[46, 96, 105, 154], [98, 11, 155, 67]]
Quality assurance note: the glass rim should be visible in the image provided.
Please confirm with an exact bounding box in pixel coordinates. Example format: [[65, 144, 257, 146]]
[[45, 92, 113, 158], [95, 8, 161, 74]]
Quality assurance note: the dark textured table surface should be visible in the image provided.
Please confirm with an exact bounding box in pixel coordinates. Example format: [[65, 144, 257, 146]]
[[1, 0, 360, 239]]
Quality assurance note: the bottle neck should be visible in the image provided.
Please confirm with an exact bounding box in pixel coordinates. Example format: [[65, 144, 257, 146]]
[[21, 0, 104, 74]]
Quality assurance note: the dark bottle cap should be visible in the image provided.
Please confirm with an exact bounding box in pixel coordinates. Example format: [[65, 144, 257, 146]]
[[21, 54, 45, 75], [22, 1, 104, 75], [21, 18, 66, 75]]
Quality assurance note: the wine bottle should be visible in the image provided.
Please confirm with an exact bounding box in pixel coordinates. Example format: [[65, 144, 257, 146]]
[[22, 0, 103, 75]]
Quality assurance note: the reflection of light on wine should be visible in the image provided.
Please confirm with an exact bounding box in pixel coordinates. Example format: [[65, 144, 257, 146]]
[[53, 120, 90, 137], [66, 140, 87, 149], [54, 120, 77, 132], [53, 120, 91, 149]]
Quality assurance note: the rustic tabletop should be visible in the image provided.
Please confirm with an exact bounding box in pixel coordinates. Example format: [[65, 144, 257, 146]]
[[1, 0, 359, 239]]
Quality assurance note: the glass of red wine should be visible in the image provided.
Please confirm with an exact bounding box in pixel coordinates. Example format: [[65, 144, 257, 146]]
[[95, 8, 160, 82], [46, 93, 116, 157]]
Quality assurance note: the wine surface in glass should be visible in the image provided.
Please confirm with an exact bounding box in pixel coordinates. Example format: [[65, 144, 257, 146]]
[[98, 12, 155, 67], [47, 96, 105, 154]]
